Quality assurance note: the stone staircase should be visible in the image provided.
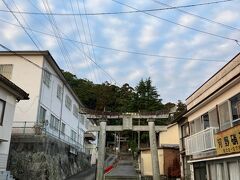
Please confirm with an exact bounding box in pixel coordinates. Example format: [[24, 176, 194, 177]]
[[0, 171, 15, 180]]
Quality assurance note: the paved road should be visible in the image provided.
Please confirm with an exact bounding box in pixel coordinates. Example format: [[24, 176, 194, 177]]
[[105, 160, 138, 179], [66, 165, 96, 180]]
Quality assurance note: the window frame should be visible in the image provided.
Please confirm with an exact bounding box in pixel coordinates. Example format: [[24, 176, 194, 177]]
[[0, 99, 6, 126], [50, 114, 60, 131], [65, 95, 72, 111], [43, 69, 51, 88], [218, 100, 232, 131], [73, 104, 78, 118], [39, 106, 46, 124], [57, 84, 63, 100]]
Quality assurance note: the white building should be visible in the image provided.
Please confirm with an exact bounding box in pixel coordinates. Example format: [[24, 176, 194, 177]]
[[0, 51, 96, 154], [0, 74, 29, 176]]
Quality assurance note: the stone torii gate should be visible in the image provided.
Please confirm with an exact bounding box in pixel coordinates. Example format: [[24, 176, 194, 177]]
[[86, 112, 169, 180]]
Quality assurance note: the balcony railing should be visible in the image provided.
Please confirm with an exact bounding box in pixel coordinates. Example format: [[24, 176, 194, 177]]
[[185, 127, 219, 155], [11, 121, 89, 154]]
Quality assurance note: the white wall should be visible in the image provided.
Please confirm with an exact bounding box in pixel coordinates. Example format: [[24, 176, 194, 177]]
[[40, 58, 86, 145], [0, 87, 17, 171], [0, 55, 43, 124]]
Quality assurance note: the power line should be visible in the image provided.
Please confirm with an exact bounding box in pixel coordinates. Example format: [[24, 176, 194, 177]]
[[0, 17, 230, 62], [82, 0, 101, 84], [41, 0, 74, 73], [111, 0, 240, 44], [29, 0, 116, 84], [1, 0, 40, 50], [10, 0, 43, 48], [152, 0, 240, 32], [0, 0, 235, 16], [69, 0, 92, 81]]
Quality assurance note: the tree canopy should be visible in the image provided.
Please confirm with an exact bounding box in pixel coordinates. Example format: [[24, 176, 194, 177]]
[[62, 71, 186, 117]]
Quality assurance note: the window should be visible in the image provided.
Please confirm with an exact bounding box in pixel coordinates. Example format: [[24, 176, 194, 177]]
[[228, 161, 240, 180], [61, 122, 65, 135], [39, 106, 46, 123], [57, 84, 63, 100], [65, 95, 72, 110], [209, 163, 224, 180], [79, 114, 84, 125], [43, 69, 51, 87], [190, 121, 195, 135], [71, 130, 77, 142], [73, 104, 78, 118], [50, 114, 60, 131], [181, 123, 189, 150], [209, 108, 219, 127], [181, 123, 189, 138], [190, 118, 202, 135], [202, 113, 210, 129], [0, 99, 6, 126], [218, 101, 231, 130], [0, 64, 13, 79], [230, 93, 240, 126]]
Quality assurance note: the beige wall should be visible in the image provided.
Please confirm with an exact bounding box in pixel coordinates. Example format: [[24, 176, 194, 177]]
[[159, 123, 179, 145], [188, 82, 240, 122], [140, 149, 164, 176]]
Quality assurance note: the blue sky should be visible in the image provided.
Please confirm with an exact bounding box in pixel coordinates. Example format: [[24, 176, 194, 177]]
[[0, 0, 239, 103]]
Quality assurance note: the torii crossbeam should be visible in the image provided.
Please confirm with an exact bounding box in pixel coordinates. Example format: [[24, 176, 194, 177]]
[[86, 112, 169, 180]]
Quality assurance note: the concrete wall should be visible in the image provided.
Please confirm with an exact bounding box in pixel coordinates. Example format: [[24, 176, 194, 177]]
[[159, 123, 179, 145], [0, 86, 17, 171]]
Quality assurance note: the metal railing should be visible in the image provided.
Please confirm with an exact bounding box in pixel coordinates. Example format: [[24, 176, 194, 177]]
[[185, 127, 219, 155], [11, 121, 89, 154], [0, 153, 8, 170]]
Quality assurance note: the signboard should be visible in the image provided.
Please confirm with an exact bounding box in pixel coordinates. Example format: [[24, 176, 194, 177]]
[[215, 124, 240, 155]]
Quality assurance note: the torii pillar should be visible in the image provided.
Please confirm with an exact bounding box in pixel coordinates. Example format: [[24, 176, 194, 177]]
[[96, 118, 107, 180], [148, 118, 160, 180]]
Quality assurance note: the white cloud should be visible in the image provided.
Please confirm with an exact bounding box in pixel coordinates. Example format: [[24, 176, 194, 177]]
[[138, 18, 161, 48], [215, 10, 239, 24], [178, 14, 196, 26]]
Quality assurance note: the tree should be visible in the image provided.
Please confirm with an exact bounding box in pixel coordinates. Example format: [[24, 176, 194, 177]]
[[175, 100, 187, 116], [134, 77, 163, 112]]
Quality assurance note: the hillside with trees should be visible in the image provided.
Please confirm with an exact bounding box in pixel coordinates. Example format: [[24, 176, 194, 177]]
[[63, 71, 186, 123]]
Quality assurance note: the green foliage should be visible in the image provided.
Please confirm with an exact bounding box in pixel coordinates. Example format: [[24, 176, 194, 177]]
[[62, 71, 169, 113]]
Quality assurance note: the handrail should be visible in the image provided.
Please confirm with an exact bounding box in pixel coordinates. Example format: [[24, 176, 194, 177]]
[[185, 127, 219, 155], [186, 127, 218, 140]]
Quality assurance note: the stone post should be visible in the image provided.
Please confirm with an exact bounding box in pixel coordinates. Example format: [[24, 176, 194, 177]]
[[148, 118, 160, 180], [96, 118, 107, 180]]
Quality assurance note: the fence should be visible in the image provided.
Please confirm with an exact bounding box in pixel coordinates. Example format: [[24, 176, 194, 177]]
[[12, 121, 89, 154], [185, 127, 219, 155]]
